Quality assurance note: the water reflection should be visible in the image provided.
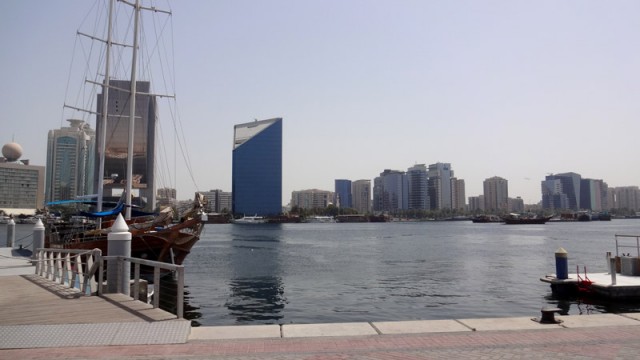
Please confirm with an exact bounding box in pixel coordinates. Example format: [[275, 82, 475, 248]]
[[227, 224, 286, 323], [225, 277, 287, 323]]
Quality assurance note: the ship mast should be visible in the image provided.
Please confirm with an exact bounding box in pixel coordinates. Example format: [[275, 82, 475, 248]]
[[96, 0, 115, 218], [125, 0, 141, 220], [119, 0, 172, 220]]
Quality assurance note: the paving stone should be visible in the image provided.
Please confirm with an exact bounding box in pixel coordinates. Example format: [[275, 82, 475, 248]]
[[373, 319, 471, 334]]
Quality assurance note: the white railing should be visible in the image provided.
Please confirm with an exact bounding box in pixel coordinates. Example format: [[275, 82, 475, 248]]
[[615, 234, 640, 257], [99, 256, 185, 319], [33, 248, 102, 295]]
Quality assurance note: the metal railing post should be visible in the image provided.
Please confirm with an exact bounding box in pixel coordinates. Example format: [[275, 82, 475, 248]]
[[177, 267, 184, 319]]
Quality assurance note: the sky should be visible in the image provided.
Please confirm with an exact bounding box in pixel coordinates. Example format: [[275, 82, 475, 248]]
[[1, 0, 639, 204]]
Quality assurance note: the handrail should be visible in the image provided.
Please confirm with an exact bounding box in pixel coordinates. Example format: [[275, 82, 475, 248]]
[[100, 255, 185, 318], [33, 248, 102, 295], [614, 234, 640, 257]]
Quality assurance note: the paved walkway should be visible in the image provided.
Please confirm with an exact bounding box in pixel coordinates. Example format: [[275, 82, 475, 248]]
[[2, 247, 640, 359], [4, 322, 640, 359]]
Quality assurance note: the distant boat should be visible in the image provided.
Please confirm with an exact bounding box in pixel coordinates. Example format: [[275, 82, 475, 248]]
[[233, 215, 267, 224], [502, 213, 552, 225], [471, 215, 503, 223], [597, 212, 612, 221], [577, 212, 592, 222], [305, 216, 335, 223]]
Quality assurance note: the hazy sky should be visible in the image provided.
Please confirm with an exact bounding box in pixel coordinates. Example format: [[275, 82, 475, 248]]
[[1, 0, 639, 204]]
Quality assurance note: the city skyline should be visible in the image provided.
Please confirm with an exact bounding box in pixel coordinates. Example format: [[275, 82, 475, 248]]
[[2, 1, 640, 205]]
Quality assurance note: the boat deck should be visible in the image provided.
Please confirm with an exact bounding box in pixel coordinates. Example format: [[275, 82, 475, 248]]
[[541, 272, 640, 298]]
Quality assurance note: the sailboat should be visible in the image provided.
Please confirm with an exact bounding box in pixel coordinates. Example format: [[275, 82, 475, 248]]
[[45, 0, 206, 266]]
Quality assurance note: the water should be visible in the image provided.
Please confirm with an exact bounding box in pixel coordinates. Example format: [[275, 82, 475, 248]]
[[6, 220, 640, 326], [182, 220, 640, 326]]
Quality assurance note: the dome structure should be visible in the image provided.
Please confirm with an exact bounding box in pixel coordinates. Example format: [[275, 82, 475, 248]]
[[2, 142, 23, 162]]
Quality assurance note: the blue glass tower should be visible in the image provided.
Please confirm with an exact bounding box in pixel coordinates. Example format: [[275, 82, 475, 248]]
[[232, 118, 282, 216], [334, 179, 352, 208]]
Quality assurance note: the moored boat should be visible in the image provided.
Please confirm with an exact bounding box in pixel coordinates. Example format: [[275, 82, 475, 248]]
[[44, 0, 206, 266], [471, 214, 503, 223], [233, 215, 267, 224], [46, 194, 207, 265], [502, 213, 552, 225], [305, 215, 335, 223]]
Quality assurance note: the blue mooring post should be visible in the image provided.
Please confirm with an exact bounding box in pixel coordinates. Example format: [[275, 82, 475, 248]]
[[555, 247, 568, 280], [6, 218, 15, 247]]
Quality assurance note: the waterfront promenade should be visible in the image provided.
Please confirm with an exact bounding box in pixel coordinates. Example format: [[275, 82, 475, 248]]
[[2, 247, 640, 359]]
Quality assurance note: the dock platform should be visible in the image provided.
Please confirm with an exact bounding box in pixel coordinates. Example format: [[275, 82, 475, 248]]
[[0, 248, 189, 349], [541, 272, 640, 298]]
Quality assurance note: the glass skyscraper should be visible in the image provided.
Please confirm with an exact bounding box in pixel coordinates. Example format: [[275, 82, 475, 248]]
[[45, 119, 95, 202], [232, 118, 282, 216], [334, 179, 352, 208], [95, 80, 156, 211]]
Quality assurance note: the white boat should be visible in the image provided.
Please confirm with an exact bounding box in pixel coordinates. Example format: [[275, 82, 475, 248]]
[[233, 215, 267, 224], [306, 216, 336, 223]]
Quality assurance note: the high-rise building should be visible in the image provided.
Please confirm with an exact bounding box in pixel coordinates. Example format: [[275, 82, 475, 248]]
[[508, 197, 525, 212], [351, 179, 371, 214], [45, 119, 96, 202], [0, 142, 45, 214], [580, 179, 607, 211], [468, 196, 484, 212], [483, 176, 508, 212], [428, 162, 453, 210], [202, 189, 232, 213], [612, 186, 640, 211], [373, 169, 408, 213], [334, 179, 352, 208], [232, 118, 282, 216], [451, 177, 466, 211], [542, 172, 581, 210], [95, 80, 157, 211], [156, 187, 176, 208], [407, 164, 428, 210], [541, 178, 569, 210], [291, 189, 334, 209]]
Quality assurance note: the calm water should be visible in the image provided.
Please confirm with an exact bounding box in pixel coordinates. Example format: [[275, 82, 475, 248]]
[[5, 220, 640, 326], [182, 220, 640, 326]]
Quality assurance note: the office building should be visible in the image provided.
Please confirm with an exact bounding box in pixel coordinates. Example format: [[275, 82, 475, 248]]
[[407, 164, 428, 210], [542, 172, 581, 210], [232, 118, 282, 216], [45, 119, 96, 202], [373, 169, 408, 213], [0, 142, 45, 215], [291, 189, 334, 209], [468, 195, 484, 212], [508, 197, 525, 213], [95, 80, 157, 211], [428, 162, 453, 210], [580, 179, 607, 212], [451, 177, 466, 211], [612, 186, 640, 211], [483, 176, 508, 212], [351, 179, 371, 214], [156, 187, 176, 208], [334, 179, 352, 208], [202, 189, 232, 213]]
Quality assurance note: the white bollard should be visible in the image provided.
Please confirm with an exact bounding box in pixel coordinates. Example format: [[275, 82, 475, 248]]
[[107, 214, 131, 295], [610, 257, 617, 285], [32, 219, 45, 260], [6, 218, 15, 247]]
